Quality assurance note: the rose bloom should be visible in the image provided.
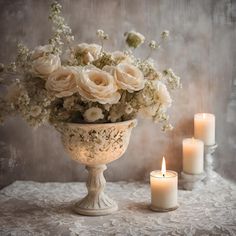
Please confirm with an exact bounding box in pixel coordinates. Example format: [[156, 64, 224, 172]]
[[111, 51, 132, 64], [31, 45, 61, 79], [104, 63, 145, 92], [139, 104, 159, 118], [45, 66, 79, 98], [136, 84, 153, 106], [137, 80, 171, 109], [77, 66, 120, 104], [73, 43, 101, 64], [154, 81, 172, 108]]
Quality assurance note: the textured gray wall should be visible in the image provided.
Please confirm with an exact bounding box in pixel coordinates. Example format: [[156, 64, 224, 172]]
[[0, 0, 236, 188]]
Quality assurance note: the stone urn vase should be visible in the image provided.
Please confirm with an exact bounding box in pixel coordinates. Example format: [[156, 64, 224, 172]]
[[57, 119, 137, 216]]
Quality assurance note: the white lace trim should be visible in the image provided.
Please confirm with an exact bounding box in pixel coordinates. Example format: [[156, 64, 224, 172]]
[[0, 172, 236, 235]]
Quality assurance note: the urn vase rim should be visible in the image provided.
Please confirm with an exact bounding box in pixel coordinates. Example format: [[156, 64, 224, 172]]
[[58, 119, 137, 128]]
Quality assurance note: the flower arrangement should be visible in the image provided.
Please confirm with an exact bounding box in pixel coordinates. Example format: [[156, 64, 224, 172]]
[[0, 1, 180, 131]]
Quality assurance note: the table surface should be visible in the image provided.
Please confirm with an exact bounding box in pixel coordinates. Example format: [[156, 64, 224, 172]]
[[0, 173, 236, 236]]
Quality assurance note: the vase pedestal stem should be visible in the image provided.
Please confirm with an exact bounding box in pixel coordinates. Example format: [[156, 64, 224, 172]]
[[74, 164, 118, 216]]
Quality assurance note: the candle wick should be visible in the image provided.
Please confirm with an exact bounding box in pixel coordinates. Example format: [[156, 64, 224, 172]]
[[163, 174, 165, 177]]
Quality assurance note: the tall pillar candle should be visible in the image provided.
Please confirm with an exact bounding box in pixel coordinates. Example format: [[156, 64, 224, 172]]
[[182, 138, 204, 174], [150, 157, 178, 211], [194, 113, 215, 145]]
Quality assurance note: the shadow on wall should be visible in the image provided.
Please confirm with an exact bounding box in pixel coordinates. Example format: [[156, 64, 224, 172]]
[[142, 117, 193, 181]]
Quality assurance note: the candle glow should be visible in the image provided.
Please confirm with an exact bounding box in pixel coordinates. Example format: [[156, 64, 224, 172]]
[[162, 157, 166, 177]]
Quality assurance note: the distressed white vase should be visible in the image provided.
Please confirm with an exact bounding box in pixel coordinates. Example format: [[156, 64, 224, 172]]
[[57, 119, 137, 216]]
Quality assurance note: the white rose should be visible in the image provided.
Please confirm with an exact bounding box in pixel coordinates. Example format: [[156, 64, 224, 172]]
[[73, 43, 101, 64], [137, 80, 172, 109], [31, 45, 51, 60], [45, 66, 79, 98], [140, 104, 159, 118], [136, 87, 153, 106], [31, 45, 61, 79], [154, 81, 172, 108], [105, 63, 145, 92], [77, 66, 120, 104], [112, 51, 132, 64]]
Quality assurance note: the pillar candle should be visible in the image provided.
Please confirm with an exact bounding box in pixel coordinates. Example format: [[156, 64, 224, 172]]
[[182, 138, 204, 174], [150, 157, 178, 211], [194, 113, 215, 145]]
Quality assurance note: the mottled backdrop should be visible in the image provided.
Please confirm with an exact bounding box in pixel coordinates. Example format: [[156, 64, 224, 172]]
[[0, 0, 235, 188]]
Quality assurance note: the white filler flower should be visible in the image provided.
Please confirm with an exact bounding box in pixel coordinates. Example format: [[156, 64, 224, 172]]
[[83, 107, 104, 122]]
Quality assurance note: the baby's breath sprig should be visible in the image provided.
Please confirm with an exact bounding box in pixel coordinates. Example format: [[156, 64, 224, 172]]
[[162, 123, 174, 132], [4, 62, 16, 73], [153, 109, 173, 132], [134, 59, 162, 80], [48, 1, 74, 55], [145, 30, 170, 60], [161, 30, 170, 39], [0, 43, 30, 75], [15, 43, 31, 72], [144, 40, 160, 60], [92, 52, 115, 69], [96, 29, 109, 53], [163, 68, 181, 89]]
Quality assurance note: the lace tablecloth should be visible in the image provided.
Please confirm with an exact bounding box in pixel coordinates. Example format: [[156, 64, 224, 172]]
[[0, 173, 236, 236]]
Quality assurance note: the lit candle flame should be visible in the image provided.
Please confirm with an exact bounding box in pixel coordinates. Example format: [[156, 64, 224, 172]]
[[203, 113, 206, 119], [161, 157, 166, 177]]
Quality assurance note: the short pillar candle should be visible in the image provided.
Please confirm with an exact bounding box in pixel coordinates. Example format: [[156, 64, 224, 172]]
[[182, 138, 204, 174], [194, 113, 215, 146], [150, 158, 178, 211]]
